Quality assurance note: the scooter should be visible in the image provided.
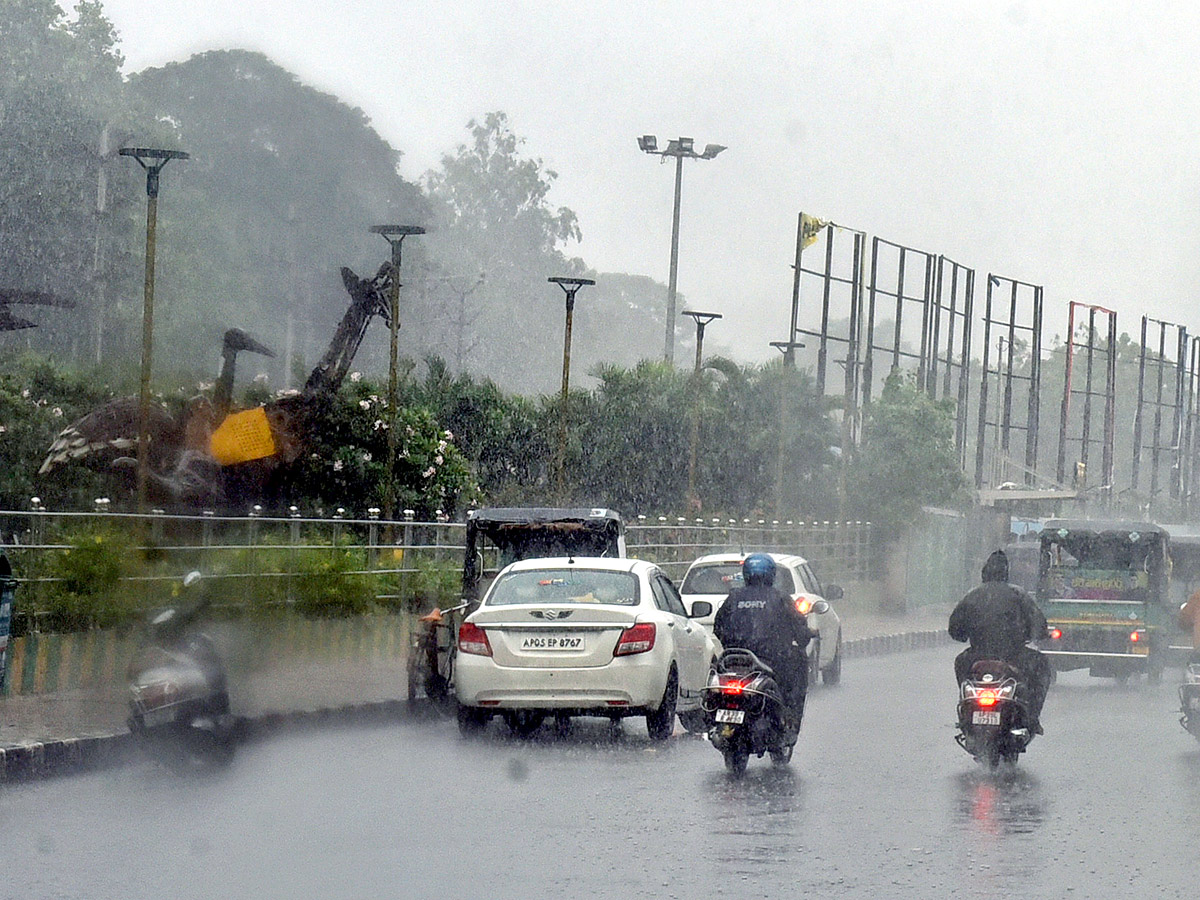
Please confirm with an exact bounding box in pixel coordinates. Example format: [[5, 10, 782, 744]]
[[703, 648, 795, 776], [1178, 661, 1200, 741], [127, 572, 235, 772], [955, 659, 1034, 768]]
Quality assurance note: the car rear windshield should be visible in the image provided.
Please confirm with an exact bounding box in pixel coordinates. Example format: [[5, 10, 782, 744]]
[[681, 563, 794, 594], [485, 569, 640, 606]]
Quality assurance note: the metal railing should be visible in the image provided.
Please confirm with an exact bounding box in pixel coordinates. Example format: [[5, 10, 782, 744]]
[[0, 505, 875, 628]]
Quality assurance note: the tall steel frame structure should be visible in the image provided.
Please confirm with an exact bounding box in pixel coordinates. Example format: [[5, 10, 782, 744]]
[[973, 275, 1044, 488], [1130, 316, 1189, 505], [1056, 302, 1118, 501]]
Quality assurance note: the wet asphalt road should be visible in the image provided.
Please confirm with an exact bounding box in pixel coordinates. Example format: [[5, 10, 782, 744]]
[[5, 646, 1200, 900]]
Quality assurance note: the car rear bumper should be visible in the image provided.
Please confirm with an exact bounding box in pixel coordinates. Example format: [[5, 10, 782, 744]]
[[455, 654, 669, 710]]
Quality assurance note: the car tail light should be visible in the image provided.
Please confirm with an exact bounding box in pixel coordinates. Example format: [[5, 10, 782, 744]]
[[613, 622, 656, 656], [1049, 627, 1062, 640], [977, 689, 998, 707], [795, 598, 812, 615], [458, 622, 492, 656], [1130, 629, 1144, 643]]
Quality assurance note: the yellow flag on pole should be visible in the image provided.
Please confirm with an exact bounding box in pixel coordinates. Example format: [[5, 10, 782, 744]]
[[800, 213, 828, 249], [209, 406, 277, 465]]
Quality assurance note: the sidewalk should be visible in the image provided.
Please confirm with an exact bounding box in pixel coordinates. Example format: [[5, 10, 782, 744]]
[[0, 602, 952, 753]]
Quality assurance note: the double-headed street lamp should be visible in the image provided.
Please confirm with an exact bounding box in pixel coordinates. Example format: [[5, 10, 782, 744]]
[[119, 147, 189, 513], [550, 276, 595, 498], [371, 224, 425, 522], [637, 135, 726, 366], [682, 309, 721, 510]]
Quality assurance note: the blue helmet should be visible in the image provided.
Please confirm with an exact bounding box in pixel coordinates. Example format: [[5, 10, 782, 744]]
[[742, 553, 776, 586]]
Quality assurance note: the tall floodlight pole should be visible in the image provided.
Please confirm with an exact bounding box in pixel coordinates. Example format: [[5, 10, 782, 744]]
[[550, 277, 595, 499], [637, 135, 726, 365], [371, 225, 425, 522], [119, 147, 188, 513], [770, 340, 806, 521], [682, 310, 721, 511]]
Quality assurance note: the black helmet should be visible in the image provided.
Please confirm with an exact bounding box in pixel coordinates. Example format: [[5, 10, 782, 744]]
[[982, 550, 1009, 583], [743, 553, 777, 587]]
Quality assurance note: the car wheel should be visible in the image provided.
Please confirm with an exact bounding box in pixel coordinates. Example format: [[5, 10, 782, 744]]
[[645, 667, 678, 741], [505, 711, 545, 738], [822, 633, 842, 686], [456, 703, 489, 737], [678, 708, 708, 734]]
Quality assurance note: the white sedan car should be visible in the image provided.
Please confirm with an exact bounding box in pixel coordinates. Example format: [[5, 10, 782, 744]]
[[454, 557, 715, 739], [679, 552, 844, 685]]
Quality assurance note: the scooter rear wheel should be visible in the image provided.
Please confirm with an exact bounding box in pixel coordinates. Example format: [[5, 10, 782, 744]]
[[769, 744, 794, 766], [724, 747, 749, 776]]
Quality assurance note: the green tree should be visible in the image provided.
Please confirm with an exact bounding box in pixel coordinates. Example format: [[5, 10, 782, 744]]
[[422, 112, 586, 393], [848, 372, 966, 537]]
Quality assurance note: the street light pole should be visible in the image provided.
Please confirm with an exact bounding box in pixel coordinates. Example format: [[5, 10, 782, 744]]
[[638, 135, 726, 366], [119, 147, 188, 514], [682, 310, 721, 511], [371, 225, 425, 523], [770, 340, 806, 521], [549, 276, 595, 499]]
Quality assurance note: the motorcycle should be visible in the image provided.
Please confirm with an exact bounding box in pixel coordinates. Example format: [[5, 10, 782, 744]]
[[955, 659, 1034, 768], [1178, 661, 1200, 740], [407, 600, 470, 716], [703, 648, 795, 776], [127, 571, 235, 772]]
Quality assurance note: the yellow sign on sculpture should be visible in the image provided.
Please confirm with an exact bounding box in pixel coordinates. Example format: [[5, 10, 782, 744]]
[[210, 406, 276, 465]]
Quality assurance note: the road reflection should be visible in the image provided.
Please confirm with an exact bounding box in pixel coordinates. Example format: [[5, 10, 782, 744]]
[[952, 767, 1046, 836]]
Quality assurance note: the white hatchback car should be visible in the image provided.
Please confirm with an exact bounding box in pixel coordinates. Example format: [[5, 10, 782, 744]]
[[454, 557, 715, 739], [679, 552, 844, 686]]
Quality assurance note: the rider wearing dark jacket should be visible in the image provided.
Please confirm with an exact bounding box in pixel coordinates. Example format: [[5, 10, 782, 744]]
[[713, 553, 814, 727], [950, 549, 1052, 732]]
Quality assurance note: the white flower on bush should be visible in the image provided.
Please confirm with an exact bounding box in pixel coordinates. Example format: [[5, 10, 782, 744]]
[[0, 425, 7, 434], [405, 425, 415, 437], [443, 429, 453, 440], [373, 419, 387, 431], [349, 371, 362, 383], [422, 466, 436, 479], [434, 454, 443, 465], [361, 452, 372, 463], [332, 460, 344, 472], [359, 400, 371, 411], [20, 389, 29, 399], [437, 440, 448, 453], [51, 407, 63, 417]]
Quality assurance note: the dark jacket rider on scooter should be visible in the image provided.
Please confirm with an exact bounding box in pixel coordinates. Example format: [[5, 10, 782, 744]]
[[949, 549, 1052, 734], [713, 553, 814, 732]]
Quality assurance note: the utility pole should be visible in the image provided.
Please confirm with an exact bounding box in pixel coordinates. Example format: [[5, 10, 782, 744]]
[[370, 225, 425, 523], [682, 310, 721, 511], [550, 277, 595, 499], [637, 135, 726, 365], [119, 147, 188, 513]]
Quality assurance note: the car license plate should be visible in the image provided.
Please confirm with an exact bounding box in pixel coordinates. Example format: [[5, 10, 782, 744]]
[[520, 634, 584, 651], [141, 706, 176, 728], [715, 708, 745, 724], [972, 710, 1001, 726]]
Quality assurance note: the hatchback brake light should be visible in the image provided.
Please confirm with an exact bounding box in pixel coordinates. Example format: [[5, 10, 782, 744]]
[[458, 622, 492, 657], [613, 622, 656, 656]]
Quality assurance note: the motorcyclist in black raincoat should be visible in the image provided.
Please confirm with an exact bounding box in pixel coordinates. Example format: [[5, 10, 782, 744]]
[[713, 553, 814, 730], [950, 549, 1052, 734]]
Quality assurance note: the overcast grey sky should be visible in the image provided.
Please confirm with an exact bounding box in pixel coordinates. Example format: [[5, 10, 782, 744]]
[[81, 0, 1200, 363]]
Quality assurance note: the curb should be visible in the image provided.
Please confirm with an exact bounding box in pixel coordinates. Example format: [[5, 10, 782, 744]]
[[842, 629, 951, 659], [1, 631, 951, 782]]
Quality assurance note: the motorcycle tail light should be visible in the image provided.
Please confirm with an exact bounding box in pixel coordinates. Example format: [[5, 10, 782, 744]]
[[1049, 627, 1062, 640], [1130, 629, 1144, 643], [458, 622, 492, 657], [977, 689, 998, 707], [722, 678, 745, 695]]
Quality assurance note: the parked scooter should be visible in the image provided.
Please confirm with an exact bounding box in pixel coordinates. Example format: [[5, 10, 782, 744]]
[[1179, 662, 1200, 741], [703, 648, 795, 776], [127, 571, 235, 771], [955, 659, 1034, 768]]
